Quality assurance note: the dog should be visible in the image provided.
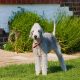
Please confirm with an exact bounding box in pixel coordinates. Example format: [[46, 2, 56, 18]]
[[29, 23, 67, 75]]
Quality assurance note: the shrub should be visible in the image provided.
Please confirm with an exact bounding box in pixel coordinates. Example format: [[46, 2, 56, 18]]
[[3, 42, 14, 51], [5, 10, 53, 52], [56, 16, 80, 53], [4, 9, 80, 53]]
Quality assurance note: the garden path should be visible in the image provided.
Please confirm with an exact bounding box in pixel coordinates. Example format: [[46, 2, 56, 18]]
[[0, 49, 80, 67]]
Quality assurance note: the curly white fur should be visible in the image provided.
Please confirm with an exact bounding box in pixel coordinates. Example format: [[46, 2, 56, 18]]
[[30, 23, 67, 75]]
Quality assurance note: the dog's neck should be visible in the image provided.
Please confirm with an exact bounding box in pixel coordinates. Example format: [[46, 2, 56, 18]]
[[32, 35, 44, 48], [33, 39, 42, 48]]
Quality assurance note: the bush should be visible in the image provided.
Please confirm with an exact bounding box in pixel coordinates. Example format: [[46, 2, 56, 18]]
[[5, 10, 53, 52], [4, 9, 80, 53], [3, 42, 14, 51], [56, 16, 80, 53]]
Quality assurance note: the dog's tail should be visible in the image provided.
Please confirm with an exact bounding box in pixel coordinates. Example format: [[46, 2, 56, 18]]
[[52, 20, 56, 36]]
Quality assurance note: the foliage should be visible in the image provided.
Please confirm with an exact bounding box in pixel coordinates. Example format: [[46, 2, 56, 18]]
[[56, 16, 80, 53], [0, 58, 80, 80], [3, 42, 14, 51], [4, 8, 80, 53], [5, 10, 53, 52]]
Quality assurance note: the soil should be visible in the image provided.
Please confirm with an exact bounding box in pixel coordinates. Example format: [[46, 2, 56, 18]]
[[0, 49, 80, 67]]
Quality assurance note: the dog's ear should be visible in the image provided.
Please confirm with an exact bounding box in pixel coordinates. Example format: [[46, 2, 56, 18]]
[[29, 34, 31, 38], [29, 30, 34, 38], [41, 28, 44, 34]]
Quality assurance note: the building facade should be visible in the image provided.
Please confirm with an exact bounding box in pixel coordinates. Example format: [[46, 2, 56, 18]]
[[0, 0, 74, 33]]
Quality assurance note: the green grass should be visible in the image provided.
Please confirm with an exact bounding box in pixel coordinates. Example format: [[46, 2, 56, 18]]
[[0, 58, 80, 80]]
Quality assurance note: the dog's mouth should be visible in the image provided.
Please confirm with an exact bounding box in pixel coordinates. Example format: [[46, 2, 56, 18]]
[[34, 36, 41, 42], [35, 38, 41, 43]]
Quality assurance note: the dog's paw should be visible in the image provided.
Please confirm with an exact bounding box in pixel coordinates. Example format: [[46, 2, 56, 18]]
[[42, 73, 47, 76], [36, 72, 40, 76]]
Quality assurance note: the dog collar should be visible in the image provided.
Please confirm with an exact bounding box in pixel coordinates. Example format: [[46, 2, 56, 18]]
[[33, 42, 41, 48]]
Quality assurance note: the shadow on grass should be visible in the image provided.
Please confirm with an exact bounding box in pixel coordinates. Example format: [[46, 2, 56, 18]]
[[48, 65, 74, 73]]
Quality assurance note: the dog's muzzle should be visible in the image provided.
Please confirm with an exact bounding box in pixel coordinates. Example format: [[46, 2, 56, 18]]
[[34, 35, 37, 40]]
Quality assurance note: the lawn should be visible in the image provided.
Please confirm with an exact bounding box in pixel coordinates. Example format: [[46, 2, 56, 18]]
[[0, 58, 80, 80]]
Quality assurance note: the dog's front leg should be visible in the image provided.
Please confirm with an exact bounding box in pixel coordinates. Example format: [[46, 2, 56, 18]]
[[35, 55, 41, 75], [41, 53, 48, 75]]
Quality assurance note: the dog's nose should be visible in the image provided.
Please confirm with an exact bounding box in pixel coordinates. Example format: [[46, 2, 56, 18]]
[[34, 35, 37, 39]]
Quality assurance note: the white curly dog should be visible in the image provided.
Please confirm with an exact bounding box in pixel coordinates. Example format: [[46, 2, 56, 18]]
[[29, 23, 67, 75]]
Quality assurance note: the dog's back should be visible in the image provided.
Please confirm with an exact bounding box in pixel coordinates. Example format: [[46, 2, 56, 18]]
[[43, 32, 57, 52]]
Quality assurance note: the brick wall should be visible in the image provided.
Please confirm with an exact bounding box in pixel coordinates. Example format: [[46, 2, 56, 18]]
[[0, 29, 8, 48], [0, 0, 80, 16], [61, 0, 80, 16], [0, 0, 63, 4], [0, 36, 8, 48]]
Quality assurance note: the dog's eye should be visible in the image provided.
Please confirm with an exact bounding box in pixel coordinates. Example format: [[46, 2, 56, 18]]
[[38, 30, 42, 33], [38, 30, 41, 33]]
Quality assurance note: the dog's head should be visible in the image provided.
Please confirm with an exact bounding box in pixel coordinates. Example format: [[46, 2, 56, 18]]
[[29, 23, 43, 41]]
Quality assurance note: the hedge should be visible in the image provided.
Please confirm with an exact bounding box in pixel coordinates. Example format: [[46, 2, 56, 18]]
[[4, 10, 80, 53], [56, 16, 80, 53], [4, 11, 53, 52]]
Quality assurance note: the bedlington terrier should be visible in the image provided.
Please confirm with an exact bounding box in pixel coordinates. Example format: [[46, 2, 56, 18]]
[[29, 23, 67, 75]]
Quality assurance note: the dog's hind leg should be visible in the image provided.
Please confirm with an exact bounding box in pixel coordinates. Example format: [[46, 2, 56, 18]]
[[54, 45, 67, 71]]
